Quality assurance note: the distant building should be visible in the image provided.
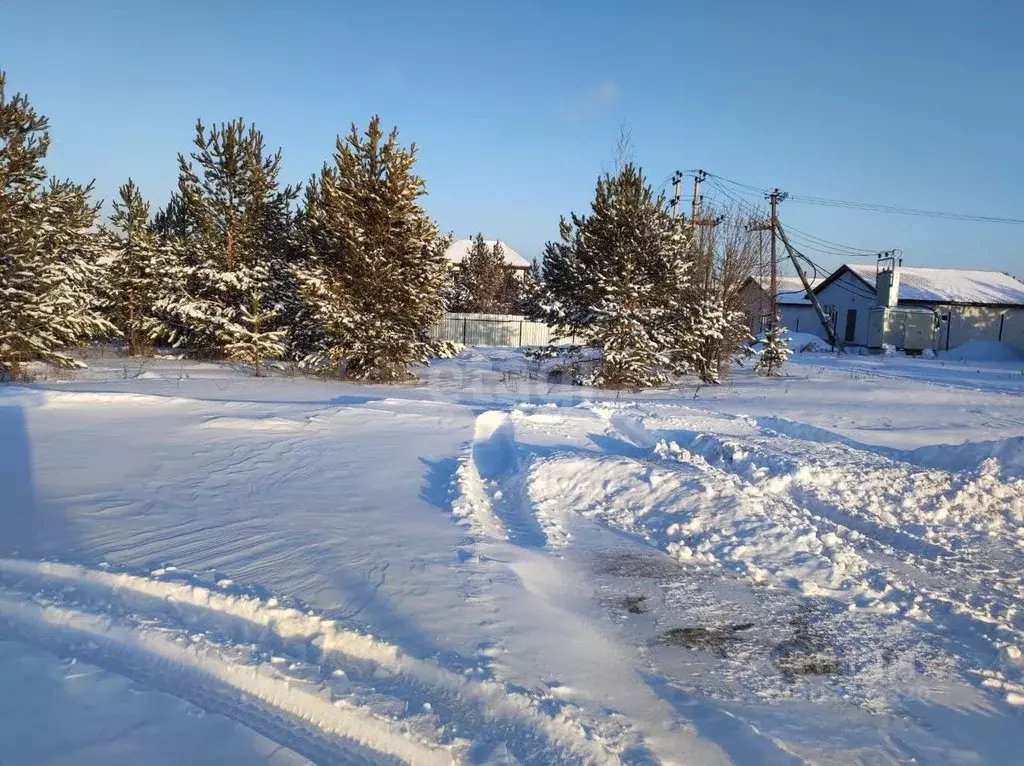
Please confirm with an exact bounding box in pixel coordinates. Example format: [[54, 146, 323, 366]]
[[443, 239, 532, 275], [739, 275, 825, 336], [810, 264, 1024, 351]]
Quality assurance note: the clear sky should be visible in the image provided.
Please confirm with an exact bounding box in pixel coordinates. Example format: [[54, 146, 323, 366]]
[[3, 0, 1022, 276]]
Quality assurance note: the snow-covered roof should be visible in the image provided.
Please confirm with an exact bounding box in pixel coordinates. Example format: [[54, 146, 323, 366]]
[[843, 265, 1024, 306], [444, 239, 532, 269], [749, 275, 823, 305]]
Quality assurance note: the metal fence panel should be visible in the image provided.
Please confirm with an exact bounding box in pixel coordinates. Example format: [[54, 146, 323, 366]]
[[430, 313, 574, 348]]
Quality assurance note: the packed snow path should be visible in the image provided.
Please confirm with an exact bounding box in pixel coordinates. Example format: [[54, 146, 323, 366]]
[[2, 349, 1024, 763]]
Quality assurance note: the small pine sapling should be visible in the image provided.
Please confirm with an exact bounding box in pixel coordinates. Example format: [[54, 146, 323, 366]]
[[220, 292, 285, 376], [755, 325, 791, 376]]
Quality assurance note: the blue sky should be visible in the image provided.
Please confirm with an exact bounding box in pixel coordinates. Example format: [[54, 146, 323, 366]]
[[4, 0, 1022, 275]]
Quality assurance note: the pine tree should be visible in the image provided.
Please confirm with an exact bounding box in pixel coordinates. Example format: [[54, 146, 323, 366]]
[[519, 260, 543, 319], [104, 179, 166, 355], [755, 325, 791, 376], [220, 291, 286, 376], [299, 116, 449, 381], [671, 297, 729, 384], [539, 163, 692, 388], [0, 72, 112, 374], [164, 119, 297, 357], [452, 234, 509, 313]]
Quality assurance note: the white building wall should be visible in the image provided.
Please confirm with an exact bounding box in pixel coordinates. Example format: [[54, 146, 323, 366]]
[[1000, 309, 1024, 353], [813, 272, 876, 346], [933, 305, 1024, 352], [778, 305, 819, 335]]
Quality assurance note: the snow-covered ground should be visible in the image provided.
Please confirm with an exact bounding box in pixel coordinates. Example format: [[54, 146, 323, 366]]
[[2, 344, 1023, 764]]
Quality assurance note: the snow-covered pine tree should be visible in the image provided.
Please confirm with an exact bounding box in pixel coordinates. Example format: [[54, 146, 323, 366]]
[[299, 116, 449, 381], [165, 119, 297, 357], [540, 163, 692, 388], [220, 291, 286, 376], [537, 217, 589, 337], [671, 297, 729, 384], [518, 260, 543, 319], [755, 325, 791, 376], [104, 179, 166, 355], [0, 72, 113, 374], [284, 181, 327, 360], [668, 210, 758, 383], [151, 193, 189, 241], [453, 234, 509, 313]]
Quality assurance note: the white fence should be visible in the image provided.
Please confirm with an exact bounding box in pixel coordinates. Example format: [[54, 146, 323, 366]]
[[430, 313, 575, 347]]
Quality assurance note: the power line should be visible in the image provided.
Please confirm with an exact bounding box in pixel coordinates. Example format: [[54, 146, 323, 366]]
[[701, 172, 768, 196], [787, 195, 1024, 225], [706, 170, 1024, 225], [779, 224, 881, 256], [705, 175, 895, 259]]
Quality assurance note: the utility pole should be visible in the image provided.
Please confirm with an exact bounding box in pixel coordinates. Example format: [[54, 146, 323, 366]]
[[768, 188, 785, 329], [689, 169, 723, 228], [775, 218, 840, 348], [670, 171, 683, 220], [691, 169, 707, 222]]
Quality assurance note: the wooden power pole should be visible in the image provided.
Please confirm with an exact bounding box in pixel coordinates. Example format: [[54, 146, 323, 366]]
[[775, 218, 840, 348], [748, 187, 838, 347]]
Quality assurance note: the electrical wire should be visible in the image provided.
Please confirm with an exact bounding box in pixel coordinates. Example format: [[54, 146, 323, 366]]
[[787, 195, 1024, 225], [705, 175, 900, 271], [698, 172, 886, 303], [779, 225, 882, 256], [705, 169, 1024, 226]]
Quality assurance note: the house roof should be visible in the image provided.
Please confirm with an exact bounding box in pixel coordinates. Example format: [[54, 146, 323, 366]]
[[832, 264, 1024, 306], [444, 239, 532, 269], [746, 275, 824, 305]]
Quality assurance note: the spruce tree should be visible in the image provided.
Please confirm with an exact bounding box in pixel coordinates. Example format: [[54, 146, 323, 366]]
[[165, 119, 297, 357], [300, 116, 449, 381], [0, 72, 112, 374], [755, 325, 791, 376], [539, 163, 692, 388]]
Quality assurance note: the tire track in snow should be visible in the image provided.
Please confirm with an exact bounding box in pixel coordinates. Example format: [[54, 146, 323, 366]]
[[0, 559, 615, 765], [0, 594, 439, 765], [452, 411, 563, 548]]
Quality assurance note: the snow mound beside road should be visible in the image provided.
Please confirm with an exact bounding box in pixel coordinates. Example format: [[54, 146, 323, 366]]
[[905, 435, 1024, 481], [940, 340, 1024, 363]]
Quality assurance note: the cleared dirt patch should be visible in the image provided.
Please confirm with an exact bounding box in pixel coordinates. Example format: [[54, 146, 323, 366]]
[[660, 623, 755, 657], [620, 595, 648, 614], [773, 607, 842, 679], [592, 550, 685, 579]]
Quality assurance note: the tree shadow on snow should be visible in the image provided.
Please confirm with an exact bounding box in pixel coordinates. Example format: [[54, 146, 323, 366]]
[[0, 402, 38, 556]]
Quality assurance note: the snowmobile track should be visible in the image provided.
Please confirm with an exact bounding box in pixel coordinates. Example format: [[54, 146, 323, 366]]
[[0, 558, 615, 765]]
